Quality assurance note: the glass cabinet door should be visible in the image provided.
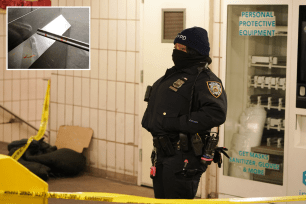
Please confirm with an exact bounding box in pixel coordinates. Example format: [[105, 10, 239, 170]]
[[224, 5, 288, 186]]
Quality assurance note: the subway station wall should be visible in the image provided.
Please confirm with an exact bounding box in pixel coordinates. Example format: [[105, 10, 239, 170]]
[[0, 0, 140, 184]]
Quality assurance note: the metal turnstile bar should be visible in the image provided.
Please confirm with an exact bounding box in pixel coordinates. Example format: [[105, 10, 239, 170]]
[[37, 28, 89, 51]]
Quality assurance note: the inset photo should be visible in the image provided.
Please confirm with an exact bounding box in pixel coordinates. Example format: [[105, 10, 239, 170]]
[[7, 7, 90, 70]]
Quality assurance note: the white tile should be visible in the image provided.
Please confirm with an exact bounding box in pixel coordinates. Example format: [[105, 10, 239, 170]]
[[20, 79, 28, 100], [90, 109, 98, 138], [74, 0, 82, 6], [107, 81, 116, 111], [66, 0, 75, 6], [91, 49, 99, 79], [12, 123, 20, 141], [66, 76, 73, 105], [125, 83, 134, 114], [134, 115, 138, 145], [108, 51, 116, 80], [58, 75, 65, 104], [65, 104, 73, 126], [116, 51, 126, 81], [89, 138, 98, 168], [91, 0, 100, 18], [135, 53, 139, 83], [99, 80, 107, 109], [73, 106, 82, 126], [108, 20, 117, 50], [20, 101, 28, 121], [83, 0, 90, 6], [99, 20, 108, 49], [51, 0, 58, 6], [212, 23, 220, 57], [136, 0, 140, 20], [127, 0, 136, 19], [117, 21, 127, 51], [98, 140, 107, 169], [36, 79, 45, 100], [98, 110, 106, 139], [29, 79, 36, 100], [82, 78, 90, 107], [4, 69, 12, 80], [107, 141, 116, 172], [0, 15, 3, 35], [36, 71, 44, 78], [0, 109, 3, 123], [107, 111, 115, 141], [118, 0, 127, 19], [108, 0, 117, 19], [91, 19, 99, 49], [65, 70, 73, 76], [0, 36, 3, 58], [125, 114, 134, 144], [134, 146, 138, 175], [12, 71, 21, 79], [0, 80, 3, 102], [12, 101, 20, 115], [57, 104, 65, 128], [135, 84, 139, 114], [74, 70, 82, 77], [74, 77, 82, 106], [90, 79, 99, 108], [82, 107, 90, 127], [126, 52, 135, 82], [28, 100, 36, 121], [3, 124, 12, 143], [3, 14, 6, 36], [28, 71, 36, 78], [20, 71, 28, 79], [36, 100, 44, 121], [59, 0, 66, 6], [136, 21, 140, 52], [50, 103, 57, 131], [116, 112, 125, 143], [51, 75, 57, 103], [100, 0, 108, 18], [125, 145, 134, 175], [27, 126, 36, 139], [214, 0, 221, 23], [116, 143, 124, 174], [99, 50, 107, 79], [4, 80, 11, 101], [50, 131, 57, 146], [12, 80, 20, 101], [0, 59, 3, 79], [126, 21, 136, 51], [19, 123, 27, 140], [116, 82, 125, 112], [82, 70, 90, 78], [3, 102, 11, 121], [0, 125, 3, 142]]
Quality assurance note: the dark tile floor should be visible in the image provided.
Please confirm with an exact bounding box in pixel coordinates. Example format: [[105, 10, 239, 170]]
[[0, 142, 154, 204]]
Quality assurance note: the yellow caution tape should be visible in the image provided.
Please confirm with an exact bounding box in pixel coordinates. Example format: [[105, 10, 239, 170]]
[[11, 80, 50, 161], [1, 190, 306, 203]]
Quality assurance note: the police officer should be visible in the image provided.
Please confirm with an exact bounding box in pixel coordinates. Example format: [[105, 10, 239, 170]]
[[142, 27, 227, 199]]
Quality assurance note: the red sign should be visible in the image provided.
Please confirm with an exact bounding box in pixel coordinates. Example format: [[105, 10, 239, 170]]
[[0, 1, 51, 11]]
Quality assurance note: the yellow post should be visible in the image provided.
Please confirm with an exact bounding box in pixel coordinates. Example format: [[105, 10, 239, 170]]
[[0, 155, 48, 204]]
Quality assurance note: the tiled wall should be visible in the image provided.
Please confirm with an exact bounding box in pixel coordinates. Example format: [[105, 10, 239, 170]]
[[49, 0, 140, 184], [0, 12, 51, 144]]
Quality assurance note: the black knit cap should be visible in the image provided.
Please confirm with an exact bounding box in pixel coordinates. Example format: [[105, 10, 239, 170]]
[[173, 26, 210, 56]]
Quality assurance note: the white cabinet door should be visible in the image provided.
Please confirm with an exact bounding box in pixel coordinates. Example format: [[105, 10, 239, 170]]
[[219, 0, 292, 199], [139, 0, 210, 198], [287, 0, 306, 201]]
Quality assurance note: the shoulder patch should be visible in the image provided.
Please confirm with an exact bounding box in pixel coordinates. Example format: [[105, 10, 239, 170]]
[[207, 81, 222, 98]]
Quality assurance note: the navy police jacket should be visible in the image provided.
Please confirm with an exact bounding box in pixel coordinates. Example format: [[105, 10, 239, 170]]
[[141, 64, 227, 137]]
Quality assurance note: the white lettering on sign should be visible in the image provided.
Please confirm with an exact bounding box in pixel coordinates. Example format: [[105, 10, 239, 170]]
[[239, 11, 276, 36]]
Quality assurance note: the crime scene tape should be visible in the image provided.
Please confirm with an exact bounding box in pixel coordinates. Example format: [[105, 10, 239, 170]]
[[1, 190, 306, 203], [11, 80, 50, 161]]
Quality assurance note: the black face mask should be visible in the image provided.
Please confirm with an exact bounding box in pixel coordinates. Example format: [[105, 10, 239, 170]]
[[172, 49, 208, 70]]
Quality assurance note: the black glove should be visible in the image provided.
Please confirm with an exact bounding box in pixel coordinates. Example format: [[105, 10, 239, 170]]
[[213, 147, 229, 168]]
